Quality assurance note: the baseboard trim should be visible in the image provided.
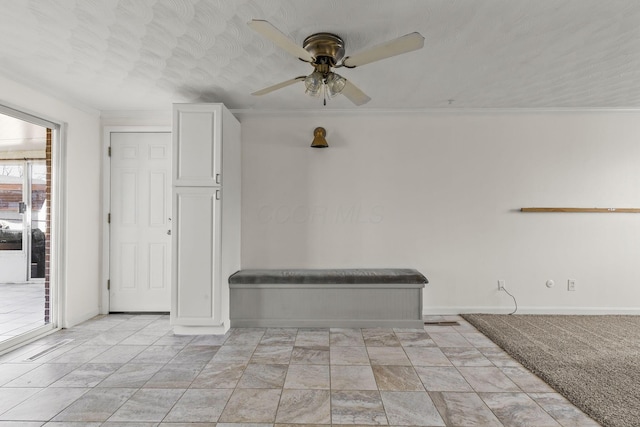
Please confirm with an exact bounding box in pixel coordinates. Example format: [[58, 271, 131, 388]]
[[173, 324, 230, 335], [64, 308, 101, 329], [425, 306, 640, 315]]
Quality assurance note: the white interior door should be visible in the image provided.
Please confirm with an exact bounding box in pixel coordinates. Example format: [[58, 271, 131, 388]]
[[110, 132, 172, 312]]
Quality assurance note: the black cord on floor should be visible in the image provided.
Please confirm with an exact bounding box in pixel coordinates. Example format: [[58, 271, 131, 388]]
[[501, 286, 518, 315]]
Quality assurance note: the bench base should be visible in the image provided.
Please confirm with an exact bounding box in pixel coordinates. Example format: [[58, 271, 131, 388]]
[[229, 270, 426, 329]]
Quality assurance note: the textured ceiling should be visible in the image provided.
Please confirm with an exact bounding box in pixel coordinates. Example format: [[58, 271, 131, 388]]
[[1, 0, 640, 111]]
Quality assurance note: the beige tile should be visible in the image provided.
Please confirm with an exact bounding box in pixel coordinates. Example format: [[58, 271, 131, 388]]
[[51, 363, 120, 388], [331, 390, 387, 425], [458, 367, 520, 392], [164, 388, 233, 422], [4, 363, 81, 387], [237, 364, 287, 389], [501, 366, 555, 392], [290, 346, 329, 365], [169, 345, 219, 366], [478, 347, 521, 367], [143, 364, 201, 388], [395, 331, 435, 347], [284, 364, 329, 389], [330, 328, 365, 346], [250, 345, 293, 364], [97, 363, 163, 388], [529, 392, 600, 427], [367, 347, 411, 366], [380, 391, 445, 426], [0, 388, 44, 416], [89, 346, 146, 364], [331, 365, 377, 390], [0, 315, 596, 427], [362, 328, 400, 347], [224, 330, 264, 346], [52, 388, 137, 422], [260, 328, 298, 346], [330, 346, 370, 365], [404, 347, 452, 366], [129, 346, 182, 364], [480, 392, 562, 427], [430, 391, 502, 426], [460, 331, 499, 347], [441, 347, 493, 367], [210, 345, 255, 364], [295, 330, 329, 347], [428, 332, 473, 348], [276, 389, 330, 424], [107, 388, 185, 423], [218, 388, 281, 423], [189, 362, 245, 389], [414, 366, 473, 392], [372, 365, 424, 391]]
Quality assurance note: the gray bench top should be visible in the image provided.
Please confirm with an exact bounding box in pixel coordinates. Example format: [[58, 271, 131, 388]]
[[229, 268, 427, 285]]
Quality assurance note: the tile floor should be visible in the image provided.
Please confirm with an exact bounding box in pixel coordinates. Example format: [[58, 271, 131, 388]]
[[0, 282, 46, 343], [0, 314, 600, 426]]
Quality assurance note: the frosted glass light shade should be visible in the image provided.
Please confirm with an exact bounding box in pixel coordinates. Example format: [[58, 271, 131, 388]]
[[304, 71, 323, 96], [326, 72, 346, 97]]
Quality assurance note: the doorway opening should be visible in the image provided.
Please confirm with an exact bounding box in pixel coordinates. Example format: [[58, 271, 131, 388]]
[[0, 108, 60, 351]]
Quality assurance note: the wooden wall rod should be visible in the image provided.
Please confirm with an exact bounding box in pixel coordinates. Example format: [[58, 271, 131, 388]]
[[521, 207, 640, 213]]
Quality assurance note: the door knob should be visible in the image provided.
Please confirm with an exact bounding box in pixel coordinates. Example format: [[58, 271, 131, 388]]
[[167, 230, 171, 235]]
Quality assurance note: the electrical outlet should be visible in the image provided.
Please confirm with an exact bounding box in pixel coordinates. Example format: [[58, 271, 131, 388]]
[[498, 280, 505, 291], [568, 279, 576, 291]]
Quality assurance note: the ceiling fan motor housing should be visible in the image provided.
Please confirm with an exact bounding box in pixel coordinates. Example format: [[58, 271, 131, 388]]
[[303, 33, 345, 67]]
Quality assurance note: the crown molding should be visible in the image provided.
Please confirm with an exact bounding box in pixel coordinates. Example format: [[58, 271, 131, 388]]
[[231, 107, 640, 118]]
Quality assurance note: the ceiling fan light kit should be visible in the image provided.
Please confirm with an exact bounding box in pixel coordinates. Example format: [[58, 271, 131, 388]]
[[248, 20, 424, 106]]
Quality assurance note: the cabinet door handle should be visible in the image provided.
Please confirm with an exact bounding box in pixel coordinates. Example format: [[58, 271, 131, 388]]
[[215, 174, 220, 184], [215, 190, 220, 200]]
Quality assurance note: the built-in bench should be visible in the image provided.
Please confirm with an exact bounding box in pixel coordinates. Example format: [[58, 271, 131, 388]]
[[229, 268, 427, 328]]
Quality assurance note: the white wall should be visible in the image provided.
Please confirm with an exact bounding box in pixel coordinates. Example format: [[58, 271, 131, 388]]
[[240, 111, 640, 314], [0, 75, 102, 327]]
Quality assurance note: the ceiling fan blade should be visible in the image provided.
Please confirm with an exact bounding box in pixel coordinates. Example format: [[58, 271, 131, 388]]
[[251, 76, 306, 96], [342, 32, 424, 68], [341, 80, 371, 106], [248, 20, 314, 62]]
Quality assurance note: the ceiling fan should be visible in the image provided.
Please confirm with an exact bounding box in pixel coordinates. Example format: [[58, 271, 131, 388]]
[[248, 20, 425, 106]]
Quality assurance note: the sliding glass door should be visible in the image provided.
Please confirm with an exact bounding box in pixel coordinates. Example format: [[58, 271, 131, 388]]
[[0, 108, 58, 350], [0, 161, 46, 282], [0, 162, 27, 282]]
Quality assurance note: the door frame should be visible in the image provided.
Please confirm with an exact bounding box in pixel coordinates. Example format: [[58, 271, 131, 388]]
[[0, 102, 67, 353], [101, 126, 171, 314]]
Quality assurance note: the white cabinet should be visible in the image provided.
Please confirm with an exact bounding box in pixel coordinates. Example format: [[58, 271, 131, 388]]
[[171, 103, 241, 335], [173, 104, 222, 187]]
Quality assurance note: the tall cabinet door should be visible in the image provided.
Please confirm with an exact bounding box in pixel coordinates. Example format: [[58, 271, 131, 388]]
[[171, 103, 240, 334], [172, 187, 222, 325], [173, 105, 222, 187]]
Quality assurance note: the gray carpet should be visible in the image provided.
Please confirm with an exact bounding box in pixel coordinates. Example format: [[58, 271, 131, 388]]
[[461, 314, 640, 427]]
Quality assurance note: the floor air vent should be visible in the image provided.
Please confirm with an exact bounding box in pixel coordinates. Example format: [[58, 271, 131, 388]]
[[25, 339, 74, 361]]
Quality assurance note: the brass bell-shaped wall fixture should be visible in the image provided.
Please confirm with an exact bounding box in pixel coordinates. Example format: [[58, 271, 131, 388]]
[[311, 127, 328, 148]]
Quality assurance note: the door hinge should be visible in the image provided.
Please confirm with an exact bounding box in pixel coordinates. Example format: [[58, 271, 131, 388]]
[[107, 279, 110, 290], [107, 213, 111, 224], [108, 146, 111, 157]]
